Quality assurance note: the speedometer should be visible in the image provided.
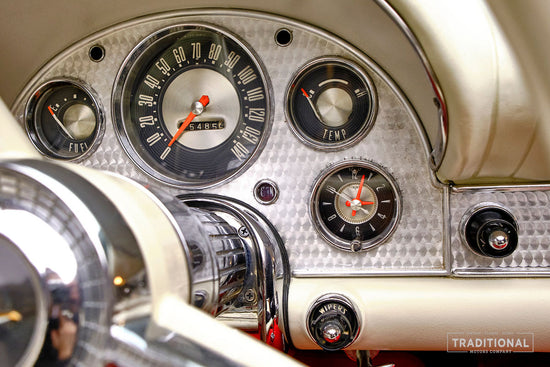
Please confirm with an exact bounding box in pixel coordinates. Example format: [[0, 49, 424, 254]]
[[113, 24, 272, 189]]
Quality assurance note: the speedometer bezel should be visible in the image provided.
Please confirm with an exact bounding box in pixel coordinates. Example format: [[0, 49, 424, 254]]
[[112, 23, 273, 189]]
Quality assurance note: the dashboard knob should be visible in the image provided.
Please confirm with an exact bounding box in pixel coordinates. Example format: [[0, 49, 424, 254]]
[[488, 229, 509, 250], [322, 322, 343, 343], [461, 205, 518, 258], [307, 295, 359, 351]]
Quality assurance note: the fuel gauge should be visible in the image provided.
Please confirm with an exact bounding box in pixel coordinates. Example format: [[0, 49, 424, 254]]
[[285, 57, 377, 150], [25, 80, 104, 160]]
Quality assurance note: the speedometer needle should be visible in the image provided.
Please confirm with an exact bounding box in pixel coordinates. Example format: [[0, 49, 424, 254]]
[[48, 106, 75, 139], [168, 95, 210, 147]]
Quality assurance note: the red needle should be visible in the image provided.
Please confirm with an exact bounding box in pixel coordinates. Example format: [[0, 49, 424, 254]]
[[301, 88, 310, 98], [355, 175, 365, 201], [168, 95, 210, 147], [351, 175, 366, 217]]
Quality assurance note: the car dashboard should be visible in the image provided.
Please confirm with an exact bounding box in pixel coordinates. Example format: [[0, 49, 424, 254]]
[[2, 1, 550, 366]]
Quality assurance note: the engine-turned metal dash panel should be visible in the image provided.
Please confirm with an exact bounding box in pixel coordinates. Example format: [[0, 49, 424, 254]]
[[450, 188, 550, 275], [11, 10, 445, 276]]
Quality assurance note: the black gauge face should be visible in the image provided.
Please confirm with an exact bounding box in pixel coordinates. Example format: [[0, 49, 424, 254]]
[[113, 24, 271, 188], [311, 160, 400, 252], [286, 57, 376, 150], [25, 81, 103, 160]]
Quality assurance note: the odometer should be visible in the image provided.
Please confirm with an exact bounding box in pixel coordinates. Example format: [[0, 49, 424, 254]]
[[113, 24, 272, 188]]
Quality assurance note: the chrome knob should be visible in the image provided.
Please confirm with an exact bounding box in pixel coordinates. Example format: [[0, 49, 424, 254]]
[[488, 230, 509, 250], [316, 87, 353, 126], [322, 322, 343, 343], [307, 295, 359, 351], [461, 205, 518, 258], [63, 103, 96, 139]]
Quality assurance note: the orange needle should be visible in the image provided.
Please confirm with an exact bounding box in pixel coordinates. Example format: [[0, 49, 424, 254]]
[[168, 95, 209, 147]]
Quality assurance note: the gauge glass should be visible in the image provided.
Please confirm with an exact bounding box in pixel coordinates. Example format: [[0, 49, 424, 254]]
[[311, 160, 400, 252], [0, 238, 42, 367], [113, 24, 272, 189], [25, 80, 104, 161], [0, 166, 111, 365], [285, 57, 377, 150]]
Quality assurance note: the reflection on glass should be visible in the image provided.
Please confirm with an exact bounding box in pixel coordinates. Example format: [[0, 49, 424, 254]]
[[0, 236, 39, 367]]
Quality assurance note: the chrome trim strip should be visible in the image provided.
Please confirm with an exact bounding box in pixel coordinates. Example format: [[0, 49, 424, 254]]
[[292, 269, 449, 277], [375, 0, 449, 170], [443, 185, 452, 273], [293, 269, 550, 278], [453, 269, 550, 277], [452, 183, 550, 193]]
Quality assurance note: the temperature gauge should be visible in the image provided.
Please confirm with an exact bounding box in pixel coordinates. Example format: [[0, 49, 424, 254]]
[[310, 159, 400, 252], [285, 57, 377, 150], [25, 80, 104, 160]]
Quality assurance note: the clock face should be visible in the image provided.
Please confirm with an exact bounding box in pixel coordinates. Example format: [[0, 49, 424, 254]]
[[311, 160, 400, 252]]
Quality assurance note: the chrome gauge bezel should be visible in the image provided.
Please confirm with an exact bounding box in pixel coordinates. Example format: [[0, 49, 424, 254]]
[[112, 23, 273, 189], [310, 159, 401, 252], [24, 78, 105, 162], [284, 56, 378, 151]]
